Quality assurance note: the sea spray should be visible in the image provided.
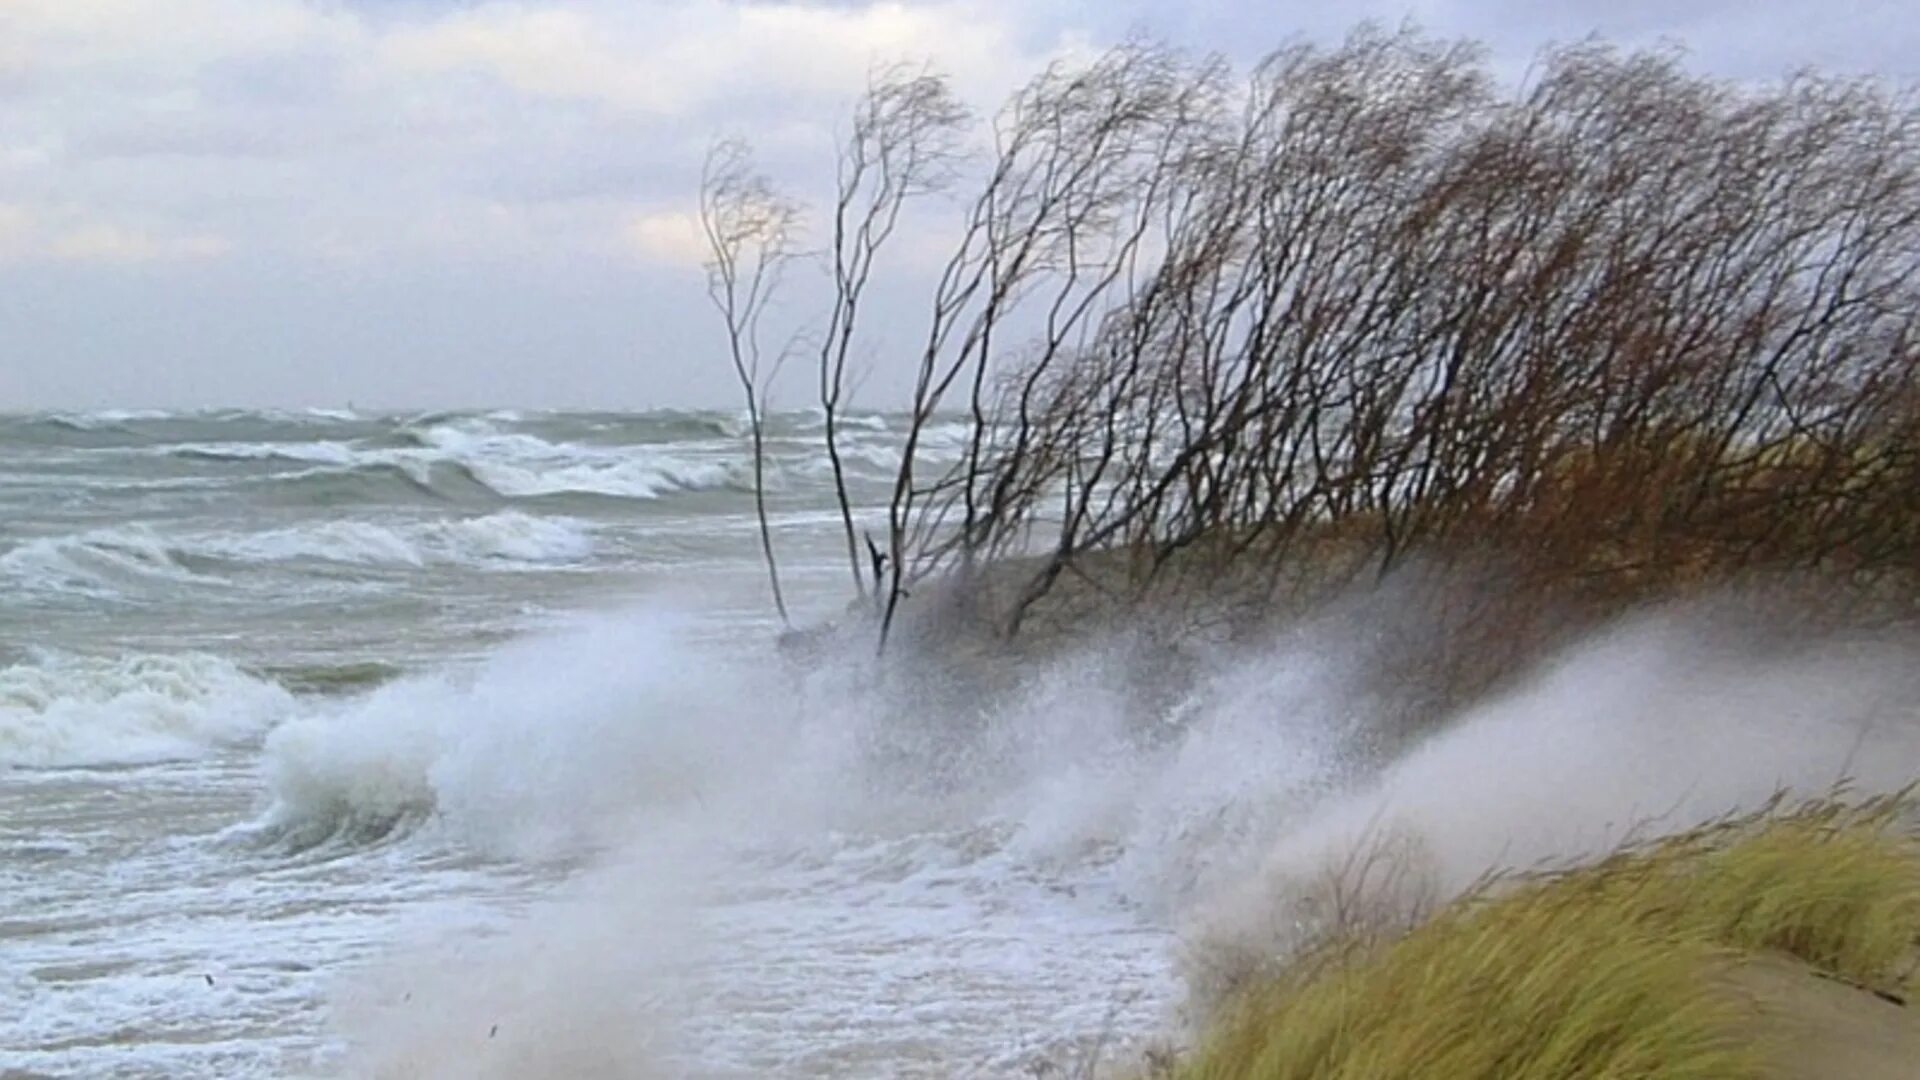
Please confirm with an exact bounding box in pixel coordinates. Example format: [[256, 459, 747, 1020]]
[[252, 611, 789, 855], [1175, 608, 1920, 1006], [0, 407, 1004, 1078], [330, 845, 704, 1079], [297, 596, 1920, 1074]]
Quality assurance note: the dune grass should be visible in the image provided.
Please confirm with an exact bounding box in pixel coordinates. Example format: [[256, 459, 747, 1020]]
[[1174, 794, 1920, 1080]]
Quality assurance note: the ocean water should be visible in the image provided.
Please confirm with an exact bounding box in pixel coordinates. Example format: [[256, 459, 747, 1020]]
[[0, 408, 1190, 1079], [7, 408, 1919, 1079]]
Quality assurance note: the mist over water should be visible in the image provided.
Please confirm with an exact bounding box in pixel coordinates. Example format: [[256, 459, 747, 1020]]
[[278, 606, 1920, 1077], [4, 409, 1917, 1077]]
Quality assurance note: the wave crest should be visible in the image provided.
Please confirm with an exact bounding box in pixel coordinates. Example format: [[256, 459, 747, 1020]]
[[0, 527, 213, 597], [200, 512, 597, 569], [0, 653, 294, 768], [250, 614, 734, 855], [151, 422, 751, 502]]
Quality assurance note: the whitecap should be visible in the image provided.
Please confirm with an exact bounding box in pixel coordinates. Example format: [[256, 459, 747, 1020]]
[[0, 653, 295, 768], [192, 513, 596, 570], [0, 527, 215, 597]]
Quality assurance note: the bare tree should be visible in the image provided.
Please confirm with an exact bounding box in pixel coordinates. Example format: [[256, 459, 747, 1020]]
[[874, 26, 1920, 643], [820, 64, 970, 602], [700, 139, 802, 626], [876, 40, 1223, 645], [701, 25, 1920, 650]]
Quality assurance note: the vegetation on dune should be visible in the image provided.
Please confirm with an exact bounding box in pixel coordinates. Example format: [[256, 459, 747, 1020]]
[[1170, 795, 1920, 1080]]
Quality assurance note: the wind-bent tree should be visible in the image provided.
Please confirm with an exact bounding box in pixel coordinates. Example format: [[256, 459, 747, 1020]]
[[819, 64, 970, 603], [700, 139, 801, 626], [875, 40, 1232, 643], [871, 27, 1919, 641], [697, 24, 1920, 650]]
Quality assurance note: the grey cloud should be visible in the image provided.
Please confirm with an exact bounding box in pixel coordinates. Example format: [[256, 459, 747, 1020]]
[[197, 50, 351, 107], [71, 118, 309, 162], [2, 0, 1915, 410], [0, 256, 728, 410]]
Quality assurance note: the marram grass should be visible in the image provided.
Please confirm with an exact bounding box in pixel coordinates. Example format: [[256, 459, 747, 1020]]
[[1175, 793, 1920, 1080]]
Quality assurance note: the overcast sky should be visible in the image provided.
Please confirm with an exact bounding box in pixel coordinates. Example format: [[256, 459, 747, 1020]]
[[1, 0, 1914, 411]]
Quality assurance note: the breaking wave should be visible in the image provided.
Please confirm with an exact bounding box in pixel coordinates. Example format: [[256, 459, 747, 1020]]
[[0, 527, 215, 597], [43, 409, 175, 431], [4, 409, 952, 515], [0, 514, 596, 597], [0, 652, 295, 768], [154, 421, 752, 502], [252, 597, 1920, 883], [250, 614, 735, 852], [195, 512, 597, 569], [291, 597, 1920, 1075]]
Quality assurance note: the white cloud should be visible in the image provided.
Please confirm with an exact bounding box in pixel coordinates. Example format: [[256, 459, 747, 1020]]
[[380, 7, 679, 113], [0, 0, 1914, 406], [624, 208, 710, 267], [378, 1, 1063, 117], [0, 0, 1078, 271], [0, 203, 231, 264], [16, 0, 352, 50], [47, 223, 231, 264], [0, 204, 32, 257]]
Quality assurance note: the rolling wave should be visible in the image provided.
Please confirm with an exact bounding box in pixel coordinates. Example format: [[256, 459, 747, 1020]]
[[3, 409, 935, 509], [43, 409, 176, 431], [0, 527, 216, 597], [249, 615, 713, 852], [166, 440, 363, 466], [0, 652, 294, 768], [196, 512, 597, 569], [0, 513, 598, 597], [150, 421, 753, 502]]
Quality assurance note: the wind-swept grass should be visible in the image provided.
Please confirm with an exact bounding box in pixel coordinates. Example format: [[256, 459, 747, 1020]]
[[1175, 795, 1920, 1080]]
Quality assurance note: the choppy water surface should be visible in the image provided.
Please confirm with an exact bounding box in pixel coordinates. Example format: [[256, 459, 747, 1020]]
[[11, 408, 1917, 1079], [0, 408, 1180, 1078]]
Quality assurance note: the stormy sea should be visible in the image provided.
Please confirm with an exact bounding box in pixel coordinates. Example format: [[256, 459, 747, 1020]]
[[2, 407, 1172, 1078], [7, 407, 1917, 1078]]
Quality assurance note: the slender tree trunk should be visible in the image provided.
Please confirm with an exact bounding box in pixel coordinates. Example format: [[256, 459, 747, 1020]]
[[822, 409, 865, 598], [748, 401, 790, 626]]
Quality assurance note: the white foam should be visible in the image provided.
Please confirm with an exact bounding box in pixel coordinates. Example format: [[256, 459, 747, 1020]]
[[424, 511, 597, 564], [253, 612, 747, 854], [243, 596, 1920, 1074], [154, 424, 749, 501], [0, 653, 295, 768], [913, 420, 978, 452], [198, 512, 596, 570], [164, 440, 362, 466], [794, 408, 891, 434], [795, 439, 902, 479], [0, 526, 214, 596], [301, 407, 363, 422], [0, 514, 595, 599], [414, 422, 746, 499], [45, 408, 175, 429], [470, 456, 739, 499], [204, 521, 428, 567]]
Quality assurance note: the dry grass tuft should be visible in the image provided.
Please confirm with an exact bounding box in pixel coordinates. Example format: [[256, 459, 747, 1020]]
[[1174, 794, 1920, 1080]]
